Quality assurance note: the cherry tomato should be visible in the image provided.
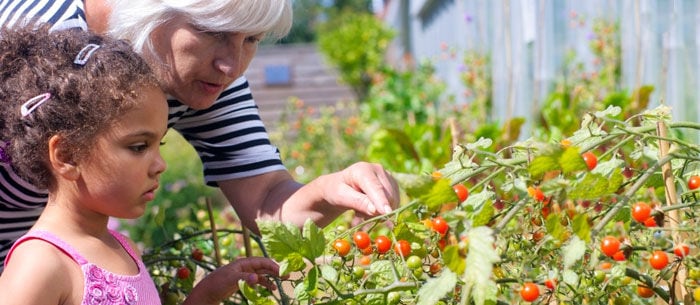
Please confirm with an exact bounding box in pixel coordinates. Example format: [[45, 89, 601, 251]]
[[394, 240, 411, 258], [582, 151, 598, 170], [636, 285, 655, 298], [544, 278, 556, 290], [694, 287, 700, 302], [406, 255, 422, 270], [431, 216, 449, 236], [631, 202, 652, 223], [429, 262, 442, 275], [689, 175, 700, 190], [673, 243, 690, 258], [375, 235, 392, 254], [191, 248, 204, 261], [612, 250, 626, 261], [649, 250, 669, 270], [600, 236, 621, 257], [353, 231, 371, 250], [359, 255, 372, 266], [176, 266, 191, 279], [613, 294, 631, 305], [453, 184, 469, 202], [519, 282, 540, 302], [643, 217, 657, 227], [528, 186, 545, 202], [332, 239, 351, 257], [360, 245, 374, 255]]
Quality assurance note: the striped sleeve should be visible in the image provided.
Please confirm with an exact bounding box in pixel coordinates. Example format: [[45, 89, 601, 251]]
[[168, 76, 286, 186], [0, 0, 87, 31]]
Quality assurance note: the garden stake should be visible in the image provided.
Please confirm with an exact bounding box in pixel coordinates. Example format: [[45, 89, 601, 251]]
[[656, 121, 686, 304], [205, 197, 223, 266]]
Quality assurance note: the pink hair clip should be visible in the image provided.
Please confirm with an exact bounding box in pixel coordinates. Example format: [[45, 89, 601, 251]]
[[20, 93, 51, 117], [74, 43, 101, 66]]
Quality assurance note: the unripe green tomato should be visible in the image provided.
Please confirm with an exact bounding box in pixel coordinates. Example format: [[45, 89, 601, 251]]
[[352, 266, 365, 279], [164, 292, 180, 305], [406, 255, 422, 270], [689, 268, 700, 280], [412, 266, 424, 278], [613, 294, 631, 305], [387, 292, 401, 305], [593, 271, 606, 284], [659, 269, 673, 281]]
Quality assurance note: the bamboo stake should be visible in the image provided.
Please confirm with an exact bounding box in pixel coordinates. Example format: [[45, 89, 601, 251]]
[[205, 197, 223, 266], [656, 121, 686, 304]]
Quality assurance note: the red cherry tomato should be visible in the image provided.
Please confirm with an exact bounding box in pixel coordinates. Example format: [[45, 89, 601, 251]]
[[637, 285, 655, 298], [520, 282, 540, 302], [191, 248, 204, 261], [332, 239, 351, 257], [582, 151, 598, 171], [631, 202, 652, 223], [600, 236, 621, 257], [612, 250, 626, 261], [375, 235, 392, 254], [176, 266, 191, 279], [689, 175, 700, 190], [544, 278, 557, 290], [643, 217, 658, 227], [431, 216, 449, 236], [394, 240, 411, 258], [649, 250, 669, 270], [353, 231, 372, 250], [453, 184, 469, 202], [674, 243, 690, 258], [528, 186, 545, 202]]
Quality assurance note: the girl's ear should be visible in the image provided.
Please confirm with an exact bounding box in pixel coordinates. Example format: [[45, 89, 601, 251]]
[[48, 135, 79, 181]]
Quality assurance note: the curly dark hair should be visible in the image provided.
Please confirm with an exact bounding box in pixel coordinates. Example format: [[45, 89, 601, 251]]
[[0, 24, 161, 189]]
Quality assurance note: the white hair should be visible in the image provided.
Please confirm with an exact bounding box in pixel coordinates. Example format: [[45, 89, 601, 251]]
[[106, 0, 292, 56]]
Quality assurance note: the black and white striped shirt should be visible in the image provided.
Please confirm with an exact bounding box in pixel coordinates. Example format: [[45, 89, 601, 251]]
[[0, 0, 285, 266]]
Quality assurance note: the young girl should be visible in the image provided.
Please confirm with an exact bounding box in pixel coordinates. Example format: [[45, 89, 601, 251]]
[[0, 25, 281, 305]]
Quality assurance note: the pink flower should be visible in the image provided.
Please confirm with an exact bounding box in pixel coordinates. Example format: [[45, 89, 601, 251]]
[[106, 285, 121, 302], [87, 283, 106, 305]]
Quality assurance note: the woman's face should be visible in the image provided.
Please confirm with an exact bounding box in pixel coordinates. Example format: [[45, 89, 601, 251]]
[[149, 19, 264, 109]]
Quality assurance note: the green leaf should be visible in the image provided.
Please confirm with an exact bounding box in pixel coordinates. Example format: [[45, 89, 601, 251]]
[[258, 220, 303, 261], [562, 236, 586, 268], [529, 155, 561, 180], [368, 260, 394, 286], [279, 252, 306, 276], [545, 214, 565, 241], [559, 147, 587, 174], [304, 266, 318, 297], [569, 173, 611, 200], [302, 219, 326, 259], [464, 227, 500, 305], [571, 213, 591, 242], [471, 199, 495, 227], [239, 280, 276, 305], [443, 245, 466, 274], [393, 172, 435, 198], [416, 269, 457, 305], [420, 179, 458, 211], [319, 264, 338, 283], [606, 167, 624, 193]]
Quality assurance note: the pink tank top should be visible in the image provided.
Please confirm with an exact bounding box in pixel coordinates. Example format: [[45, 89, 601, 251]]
[[5, 230, 161, 305]]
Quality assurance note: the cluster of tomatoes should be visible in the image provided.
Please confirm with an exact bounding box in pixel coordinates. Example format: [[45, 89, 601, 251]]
[[331, 232, 412, 258]]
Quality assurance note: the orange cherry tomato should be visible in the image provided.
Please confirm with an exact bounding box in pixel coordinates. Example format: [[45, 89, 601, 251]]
[[453, 184, 469, 202], [353, 231, 371, 250], [637, 285, 655, 298], [520, 282, 540, 302], [375, 235, 392, 254], [431, 216, 449, 236], [332, 239, 351, 257], [582, 151, 598, 170], [394, 240, 411, 258], [649, 250, 669, 270], [631, 202, 652, 223], [674, 243, 690, 258], [600, 236, 621, 257]]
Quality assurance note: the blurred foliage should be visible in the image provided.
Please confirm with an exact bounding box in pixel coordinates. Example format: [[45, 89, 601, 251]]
[[317, 10, 395, 100], [279, 0, 373, 44]]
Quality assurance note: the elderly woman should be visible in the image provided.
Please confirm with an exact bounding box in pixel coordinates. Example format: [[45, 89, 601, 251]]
[[0, 0, 399, 267]]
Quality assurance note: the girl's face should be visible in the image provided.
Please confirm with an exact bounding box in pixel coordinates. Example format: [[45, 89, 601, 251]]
[[76, 86, 168, 219], [149, 19, 263, 109]]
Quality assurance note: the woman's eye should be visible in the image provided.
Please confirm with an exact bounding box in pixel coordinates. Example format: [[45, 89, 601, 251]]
[[246, 35, 263, 43], [129, 144, 148, 152]]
